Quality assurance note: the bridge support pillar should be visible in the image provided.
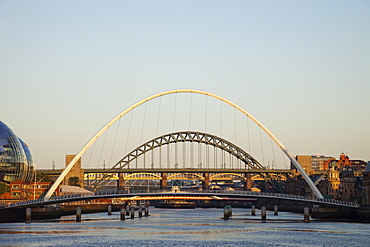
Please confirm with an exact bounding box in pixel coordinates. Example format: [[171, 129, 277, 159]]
[[120, 206, 125, 221], [304, 207, 310, 223], [274, 205, 278, 216], [130, 206, 135, 219], [117, 173, 125, 191], [76, 207, 82, 222], [108, 205, 112, 215], [202, 173, 210, 191], [26, 208, 32, 223], [245, 173, 252, 191], [161, 173, 167, 190], [261, 206, 266, 222], [145, 205, 149, 217], [126, 205, 130, 216], [223, 206, 230, 220], [251, 205, 256, 216], [139, 206, 143, 217]]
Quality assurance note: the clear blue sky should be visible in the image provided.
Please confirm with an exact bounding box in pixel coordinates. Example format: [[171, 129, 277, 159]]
[[1, 1, 369, 169]]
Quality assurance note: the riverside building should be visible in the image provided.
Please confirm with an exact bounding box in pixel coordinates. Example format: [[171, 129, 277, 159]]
[[0, 121, 34, 183]]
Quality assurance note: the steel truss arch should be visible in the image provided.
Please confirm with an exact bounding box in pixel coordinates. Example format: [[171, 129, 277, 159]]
[[124, 173, 162, 180], [210, 173, 246, 181], [167, 173, 204, 180], [44, 89, 324, 200], [113, 131, 264, 170]]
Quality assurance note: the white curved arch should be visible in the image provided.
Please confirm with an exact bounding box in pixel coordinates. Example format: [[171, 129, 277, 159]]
[[44, 89, 323, 200]]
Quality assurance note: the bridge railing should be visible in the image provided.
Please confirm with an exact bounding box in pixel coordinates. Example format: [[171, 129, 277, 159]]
[[5, 189, 359, 208]]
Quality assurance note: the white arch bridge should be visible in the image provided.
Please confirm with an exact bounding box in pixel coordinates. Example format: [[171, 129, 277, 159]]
[[44, 89, 324, 200]]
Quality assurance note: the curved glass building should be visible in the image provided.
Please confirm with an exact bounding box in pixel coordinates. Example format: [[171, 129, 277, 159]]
[[0, 121, 34, 182]]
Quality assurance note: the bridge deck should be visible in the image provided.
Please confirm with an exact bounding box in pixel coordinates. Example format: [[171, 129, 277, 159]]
[[3, 190, 359, 210]]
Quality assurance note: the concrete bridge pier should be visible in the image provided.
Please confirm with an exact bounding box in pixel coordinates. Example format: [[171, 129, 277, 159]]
[[25, 208, 32, 223], [244, 173, 252, 191], [120, 206, 126, 221], [261, 207, 266, 222], [223, 206, 230, 220], [108, 205, 112, 215], [130, 206, 135, 219], [117, 173, 125, 191], [120, 207, 125, 221], [304, 207, 310, 223], [202, 173, 210, 190], [138, 206, 143, 217], [274, 205, 278, 216], [161, 173, 167, 190], [251, 205, 256, 216], [76, 207, 82, 222], [145, 205, 149, 217], [126, 205, 130, 216]]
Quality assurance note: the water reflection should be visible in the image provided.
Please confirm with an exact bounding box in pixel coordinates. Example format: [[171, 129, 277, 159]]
[[0, 207, 369, 247]]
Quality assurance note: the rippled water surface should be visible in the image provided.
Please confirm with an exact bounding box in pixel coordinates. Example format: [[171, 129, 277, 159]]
[[0, 207, 369, 246]]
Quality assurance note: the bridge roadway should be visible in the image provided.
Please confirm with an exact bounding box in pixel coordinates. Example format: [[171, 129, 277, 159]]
[[3, 189, 359, 210], [37, 168, 293, 175]]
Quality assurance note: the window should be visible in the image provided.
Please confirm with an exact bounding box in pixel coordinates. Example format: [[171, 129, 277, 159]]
[[12, 192, 21, 197]]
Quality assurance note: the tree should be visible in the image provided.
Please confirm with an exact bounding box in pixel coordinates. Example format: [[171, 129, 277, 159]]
[[68, 177, 80, 187]]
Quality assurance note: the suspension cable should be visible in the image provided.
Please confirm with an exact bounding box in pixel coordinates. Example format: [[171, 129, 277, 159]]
[[204, 95, 208, 133], [172, 94, 177, 169], [86, 136, 97, 169], [247, 116, 251, 153], [109, 117, 121, 167], [234, 106, 237, 144], [156, 97, 162, 137], [140, 102, 147, 145], [188, 93, 192, 130], [124, 110, 134, 156], [167, 143, 170, 169], [97, 127, 109, 168], [259, 127, 265, 166], [270, 137, 277, 169], [172, 93, 177, 132], [220, 99, 222, 137], [198, 142, 201, 169], [183, 141, 186, 168]]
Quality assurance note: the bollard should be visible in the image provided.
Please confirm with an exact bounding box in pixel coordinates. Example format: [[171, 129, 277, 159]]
[[274, 205, 278, 216], [130, 205, 135, 219], [126, 205, 130, 216], [251, 205, 256, 216], [138, 205, 143, 217], [304, 207, 310, 223], [108, 205, 112, 215], [223, 206, 229, 220], [76, 207, 82, 222], [120, 207, 126, 221], [261, 206, 266, 222], [25, 208, 32, 223], [144, 205, 149, 217], [228, 205, 232, 217]]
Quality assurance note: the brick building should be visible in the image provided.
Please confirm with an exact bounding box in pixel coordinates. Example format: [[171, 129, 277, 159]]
[[0, 181, 61, 204], [62, 155, 84, 187], [362, 162, 370, 205]]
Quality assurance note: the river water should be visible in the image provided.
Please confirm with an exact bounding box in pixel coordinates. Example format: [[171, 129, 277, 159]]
[[0, 207, 369, 246]]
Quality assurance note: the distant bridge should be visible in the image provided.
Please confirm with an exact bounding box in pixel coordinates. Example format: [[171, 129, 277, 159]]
[[38, 168, 292, 175], [4, 190, 359, 210]]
